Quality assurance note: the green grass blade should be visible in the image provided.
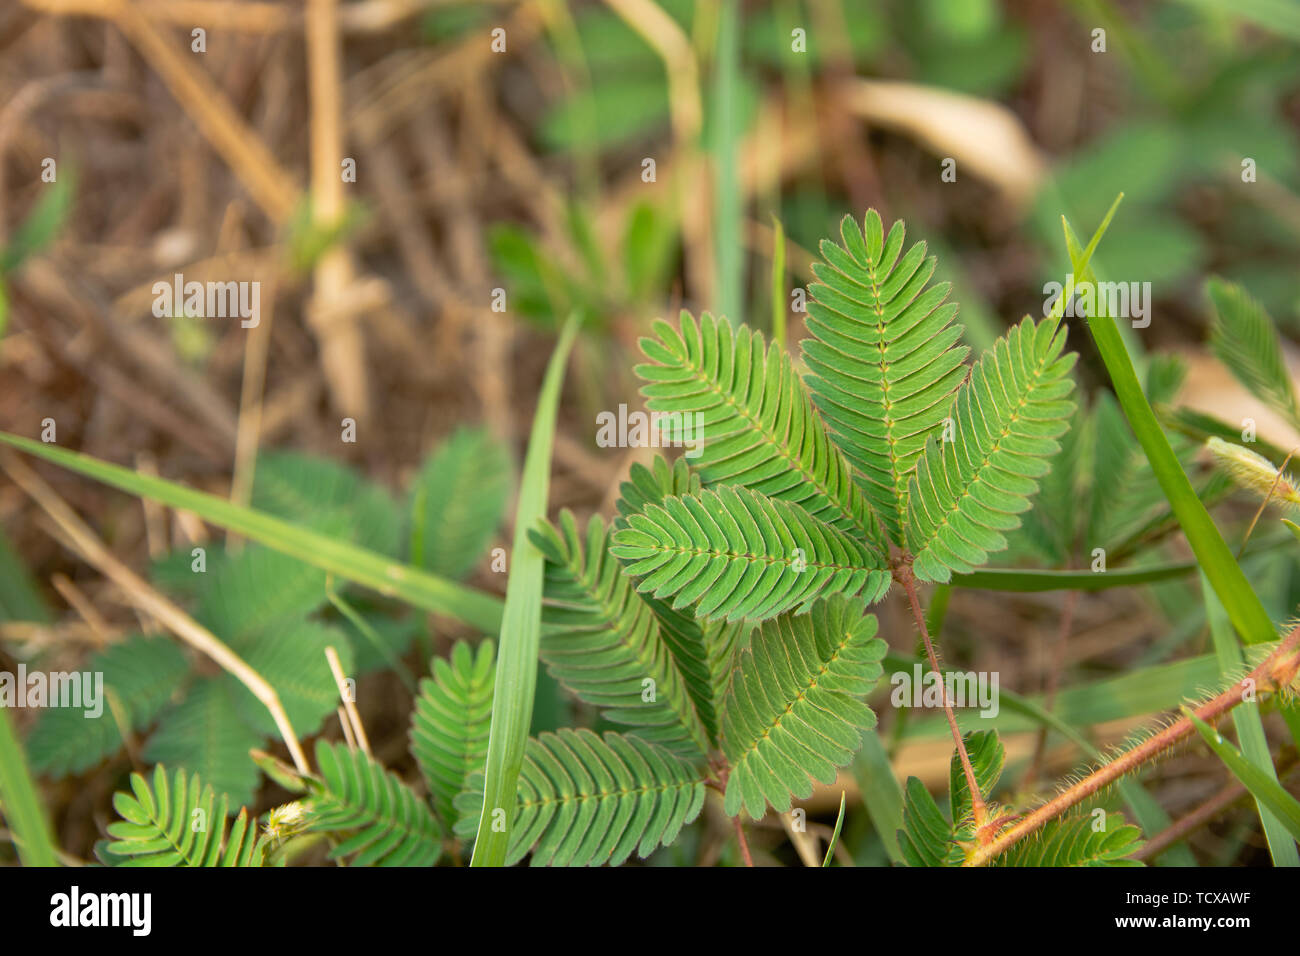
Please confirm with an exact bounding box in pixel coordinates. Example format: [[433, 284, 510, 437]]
[[1065, 199, 1278, 647], [0, 705, 58, 866], [822, 791, 847, 867], [470, 316, 579, 866], [951, 561, 1198, 592], [0, 171, 74, 275], [770, 214, 786, 347], [952, 532, 1292, 593], [1168, 0, 1300, 42], [711, 0, 742, 323], [0, 433, 504, 633], [1201, 572, 1298, 865], [852, 729, 905, 865], [1186, 709, 1300, 844]]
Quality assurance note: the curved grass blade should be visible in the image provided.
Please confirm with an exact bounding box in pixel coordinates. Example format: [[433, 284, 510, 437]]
[[0, 705, 58, 866], [1065, 199, 1278, 648], [822, 791, 847, 867], [852, 729, 905, 865], [471, 316, 580, 866], [1186, 709, 1300, 844], [1201, 573, 1298, 866], [0, 433, 504, 634]]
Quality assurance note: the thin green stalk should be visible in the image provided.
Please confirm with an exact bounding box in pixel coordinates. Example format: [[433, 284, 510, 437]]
[[952, 560, 1196, 592], [822, 792, 847, 867], [711, 0, 742, 323], [0, 434, 505, 633], [0, 705, 58, 867], [1201, 572, 1298, 865], [325, 576, 415, 692], [471, 316, 579, 866], [1065, 198, 1278, 648], [852, 729, 904, 865], [770, 214, 786, 347], [1186, 710, 1300, 843]]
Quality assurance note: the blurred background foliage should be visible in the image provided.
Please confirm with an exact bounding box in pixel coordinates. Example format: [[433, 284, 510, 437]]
[[2, 0, 1300, 865]]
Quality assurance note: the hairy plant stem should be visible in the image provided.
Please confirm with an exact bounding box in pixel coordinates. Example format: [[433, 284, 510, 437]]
[[710, 761, 754, 866], [733, 814, 755, 867], [894, 562, 988, 833], [967, 624, 1300, 867]]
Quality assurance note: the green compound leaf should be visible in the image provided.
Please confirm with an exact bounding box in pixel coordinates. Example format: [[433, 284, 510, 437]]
[[196, 544, 329, 644], [306, 740, 443, 867], [454, 728, 706, 867], [142, 679, 262, 808], [643, 596, 749, 743], [721, 595, 886, 818], [610, 485, 890, 623], [803, 210, 969, 543], [223, 620, 354, 740], [1207, 277, 1300, 433], [410, 639, 495, 825], [532, 510, 711, 756], [906, 315, 1077, 582], [613, 456, 701, 530], [899, 776, 960, 867], [103, 765, 268, 867], [900, 730, 1007, 867], [635, 310, 883, 541], [949, 730, 1006, 826], [993, 812, 1145, 867], [409, 426, 513, 579], [253, 451, 401, 557], [26, 634, 189, 778]]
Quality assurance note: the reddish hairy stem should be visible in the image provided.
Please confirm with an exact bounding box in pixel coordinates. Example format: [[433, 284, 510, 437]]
[[895, 564, 988, 832], [733, 814, 755, 867], [967, 624, 1300, 867]]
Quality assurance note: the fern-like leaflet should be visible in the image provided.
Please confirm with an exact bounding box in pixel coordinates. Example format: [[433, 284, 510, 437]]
[[720, 595, 885, 818], [305, 740, 443, 866], [410, 639, 495, 825], [532, 511, 711, 756], [454, 728, 706, 866], [1208, 277, 1300, 432], [636, 310, 883, 542], [102, 765, 268, 867], [803, 210, 969, 543], [993, 812, 1144, 867], [905, 315, 1077, 582], [609, 485, 890, 622]]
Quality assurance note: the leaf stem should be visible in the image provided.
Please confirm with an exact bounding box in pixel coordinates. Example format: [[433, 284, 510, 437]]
[[895, 563, 988, 833], [733, 813, 755, 867]]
